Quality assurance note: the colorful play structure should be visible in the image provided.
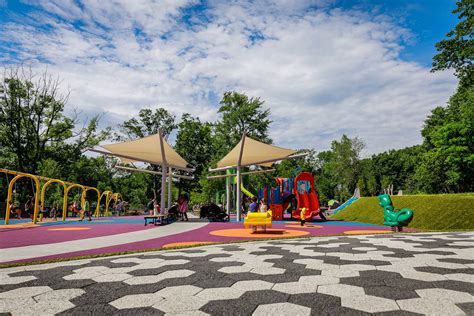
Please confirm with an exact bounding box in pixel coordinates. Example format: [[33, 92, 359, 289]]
[[258, 171, 321, 221], [378, 194, 414, 232], [0, 168, 121, 225], [208, 133, 307, 221]]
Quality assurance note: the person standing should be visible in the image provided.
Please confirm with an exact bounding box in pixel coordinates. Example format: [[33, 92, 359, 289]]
[[179, 195, 189, 221], [147, 199, 155, 215]]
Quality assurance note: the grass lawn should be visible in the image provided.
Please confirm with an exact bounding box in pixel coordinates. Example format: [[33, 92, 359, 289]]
[[331, 193, 474, 230]]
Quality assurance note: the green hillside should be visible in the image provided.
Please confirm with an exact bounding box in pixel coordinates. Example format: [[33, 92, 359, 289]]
[[331, 194, 474, 230]]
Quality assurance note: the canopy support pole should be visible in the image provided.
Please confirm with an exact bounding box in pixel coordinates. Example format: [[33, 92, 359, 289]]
[[236, 132, 246, 222], [236, 166, 241, 220], [226, 172, 231, 213], [159, 130, 168, 215], [167, 167, 172, 209]]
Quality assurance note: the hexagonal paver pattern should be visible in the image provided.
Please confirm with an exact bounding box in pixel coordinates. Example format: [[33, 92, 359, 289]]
[[1, 232, 473, 315], [341, 294, 400, 313], [253, 302, 311, 316]]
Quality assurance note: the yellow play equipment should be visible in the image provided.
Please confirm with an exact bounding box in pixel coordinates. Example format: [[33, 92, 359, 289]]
[[244, 210, 272, 233], [1, 168, 120, 225]]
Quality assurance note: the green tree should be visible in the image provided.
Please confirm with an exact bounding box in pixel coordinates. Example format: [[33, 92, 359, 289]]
[[118, 108, 177, 140], [175, 113, 214, 194], [316, 135, 365, 200], [214, 91, 272, 155], [0, 67, 107, 173], [366, 175, 378, 196], [416, 85, 474, 192], [432, 0, 473, 87]]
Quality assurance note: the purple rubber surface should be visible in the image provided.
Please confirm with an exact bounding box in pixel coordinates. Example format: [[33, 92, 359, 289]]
[[2, 219, 391, 264]]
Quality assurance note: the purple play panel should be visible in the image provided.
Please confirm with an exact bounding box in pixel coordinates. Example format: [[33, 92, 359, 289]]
[[1, 219, 392, 264]]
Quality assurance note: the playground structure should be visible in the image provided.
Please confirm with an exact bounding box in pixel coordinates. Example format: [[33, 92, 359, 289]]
[[1, 168, 120, 225], [212, 168, 258, 212], [208, 133, 307, 221], [378, 194, 414, 232], [259, 171, 321, 221]]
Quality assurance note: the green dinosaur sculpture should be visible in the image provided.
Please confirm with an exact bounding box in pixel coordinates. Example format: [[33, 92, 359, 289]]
[[378, 194, 413, 231]]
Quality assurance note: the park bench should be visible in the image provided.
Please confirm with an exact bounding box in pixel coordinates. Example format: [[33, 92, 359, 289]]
[[144, 214, 171, 226]]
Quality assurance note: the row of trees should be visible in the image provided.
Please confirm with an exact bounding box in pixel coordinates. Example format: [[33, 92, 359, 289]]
[[1, 1, 472, 209]]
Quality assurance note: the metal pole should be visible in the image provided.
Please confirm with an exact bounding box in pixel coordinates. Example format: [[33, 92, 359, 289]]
[[158, 130, 167, 215], [160, 165, 166, 214], [167, 167, 172, 209], [226, 171, 231, 213], [236, 132, 246, 222], [236, 166, 241, 221], [115, 165, 194, 180], [207, 168, 276, 179]]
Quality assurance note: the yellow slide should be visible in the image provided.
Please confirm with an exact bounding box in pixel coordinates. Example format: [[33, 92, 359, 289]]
[[240, 183, 255, 198]]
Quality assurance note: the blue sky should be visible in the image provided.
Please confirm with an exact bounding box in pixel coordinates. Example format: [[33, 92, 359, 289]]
[[0, 0, 459, 154]]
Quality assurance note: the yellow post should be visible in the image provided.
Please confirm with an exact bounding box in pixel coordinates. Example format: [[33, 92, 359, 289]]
[[5, 174, 40, 225], [63, 184, 85, 221], [41, 179, 67, 216]]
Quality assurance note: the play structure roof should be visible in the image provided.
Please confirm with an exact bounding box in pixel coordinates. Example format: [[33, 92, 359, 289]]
[[98, 133, 190, 170], [216, 135, 297, 168]]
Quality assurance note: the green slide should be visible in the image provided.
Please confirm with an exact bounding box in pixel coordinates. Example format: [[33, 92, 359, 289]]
[[241, 183, 255, 198]]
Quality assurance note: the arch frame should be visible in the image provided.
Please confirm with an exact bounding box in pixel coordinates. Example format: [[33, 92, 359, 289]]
[[63, 184, 86, 221], [40, 179, 67, 216], [82, 187, 101, 217], [5, 174, 40, 225]]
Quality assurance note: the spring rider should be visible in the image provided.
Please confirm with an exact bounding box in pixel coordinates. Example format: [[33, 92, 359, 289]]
[[244, 211, 273, 233], [378, 194, 414, 232]]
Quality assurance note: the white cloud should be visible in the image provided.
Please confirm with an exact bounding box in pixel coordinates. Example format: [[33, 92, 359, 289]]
[[1, 0, 457, 154]]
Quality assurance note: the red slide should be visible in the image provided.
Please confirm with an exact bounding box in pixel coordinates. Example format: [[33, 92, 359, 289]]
[[309, 191, 320, 216], [292, 192, 310, 219]]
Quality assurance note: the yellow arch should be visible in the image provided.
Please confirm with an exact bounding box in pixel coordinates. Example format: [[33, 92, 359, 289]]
[[41, 179, 67, 214], [99, 190, 113, 216], [63, 184, 85, 221], [5, 174, 40, 225], [82, 187, 101, 217]]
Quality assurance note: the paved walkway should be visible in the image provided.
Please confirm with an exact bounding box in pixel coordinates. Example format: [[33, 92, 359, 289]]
[[1, 232, 473, 315]]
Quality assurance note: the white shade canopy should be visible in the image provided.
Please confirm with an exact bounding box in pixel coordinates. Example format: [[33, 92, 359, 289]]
[[216, 135, 297, 169], [94, 133, 190, 171]]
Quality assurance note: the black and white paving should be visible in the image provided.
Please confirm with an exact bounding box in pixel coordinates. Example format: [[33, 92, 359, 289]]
[[0, 232, 473, 315]]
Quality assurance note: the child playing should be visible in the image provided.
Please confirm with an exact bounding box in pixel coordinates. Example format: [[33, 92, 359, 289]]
[[259, 198, 268, 213], [300, 208, 307, 226], [248, 197, 258, 213]]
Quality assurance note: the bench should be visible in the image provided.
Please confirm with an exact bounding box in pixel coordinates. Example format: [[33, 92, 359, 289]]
[[144, 214, 171, 226]]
